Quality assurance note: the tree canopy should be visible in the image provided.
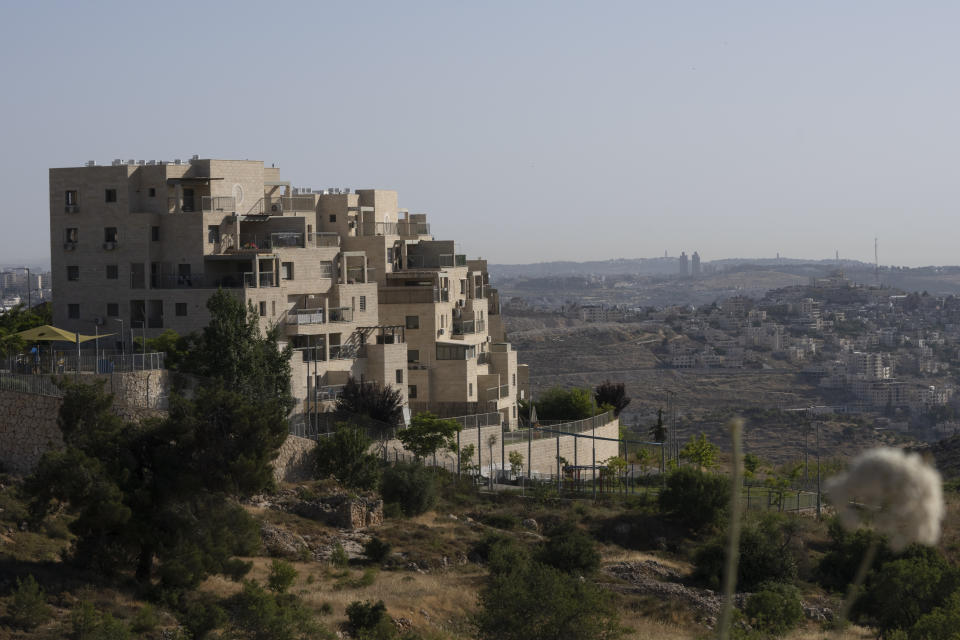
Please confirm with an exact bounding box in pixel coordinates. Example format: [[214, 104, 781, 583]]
[[25, 289, 293, 591], [398, 412, 461, 460], [534, 386, 596, 421], [594, 380, 630, 416]]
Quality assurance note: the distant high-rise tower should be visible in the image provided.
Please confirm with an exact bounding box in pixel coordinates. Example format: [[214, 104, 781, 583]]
[[679, 252, 689, 276], [691, 251, 701, 276]]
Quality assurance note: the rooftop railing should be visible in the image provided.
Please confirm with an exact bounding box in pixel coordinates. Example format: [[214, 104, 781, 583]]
[[245, 196, 315, 216]]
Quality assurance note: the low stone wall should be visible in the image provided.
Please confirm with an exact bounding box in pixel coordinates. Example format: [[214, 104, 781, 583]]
[[273, 435, 318, 484], [0, 390, 64, 475]]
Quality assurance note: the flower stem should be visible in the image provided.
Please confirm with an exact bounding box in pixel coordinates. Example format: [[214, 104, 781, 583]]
[[718, 418, 744, 640], [838, 537, 879, 627]]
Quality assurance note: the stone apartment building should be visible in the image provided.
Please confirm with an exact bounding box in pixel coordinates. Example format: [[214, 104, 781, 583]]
[[49, 157, 520, 427]]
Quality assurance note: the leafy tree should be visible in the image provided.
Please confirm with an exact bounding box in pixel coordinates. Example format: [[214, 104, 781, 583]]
[[268, 559, 298, 594], [346, 600, 388, 634], [508, 451, 524, 477], [817, 519, 892, 591], [600, 456, 627, 488], [397, 412, 461, 461], [313, 423, 381, 490], [26, 290, 292, 591], [459, 443, 478, 475], [743, 453, 761, 479], [910, 591, 960, 640], [0, 302, 52, 357], [744, 582, 804, 636], [658, 467, 729, 530], [380, 462, 438, 516], [7, 575, 51, 630], [226, 580, 321, 640], [534, 386, 596, 421], [337, 377, 403, 428], [695, 513, 801, 591], [474, 557, 623, 640], [679, 432, 718, 470], [649, 408, 667, 442], [134, 329, 189, 370], [594, 380, 630, 416]]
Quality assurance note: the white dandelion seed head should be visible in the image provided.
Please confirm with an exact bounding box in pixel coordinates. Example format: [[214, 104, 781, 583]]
[[825, 447, 944, 551]]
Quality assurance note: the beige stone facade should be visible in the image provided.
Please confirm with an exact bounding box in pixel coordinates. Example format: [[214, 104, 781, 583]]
[[49, 158, 519, 427]]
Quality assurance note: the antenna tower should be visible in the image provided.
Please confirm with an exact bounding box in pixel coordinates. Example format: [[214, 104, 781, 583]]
[[874, 237, 879, 286]]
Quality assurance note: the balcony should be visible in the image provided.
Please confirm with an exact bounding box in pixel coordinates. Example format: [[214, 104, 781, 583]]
[[329, 307, 354, 323], [378, 286, 441, 305], [64, 205, 80, 214], [290, 308, 325, 325], [102, 242, 118, 251], [405, 254, 467, 269], [63, 242, 77, 251], [358, 221, 431, 237], [167, 196, 236, 213], [453, 319, 486, 335], [242, 271, 276, 288], [312, 232, 340, 247], [245, 196, 315, 216], [346, 267, 375, 284]]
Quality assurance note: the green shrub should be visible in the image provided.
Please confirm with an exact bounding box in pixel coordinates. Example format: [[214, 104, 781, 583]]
[[534, 387, 596, 421], [330, 542, 349, 568], [473, 559, 623, 640], [858, 546, 960, 633], [536, 520, 600, 576], [381, 463, 438, 517], [43, 517, 71, 539], [347, 599, 388, 631], [313, 423, 382, 491], [481, 512, 519, 530], [744, 582, 804, 637], [695, 514, 800, 591], [910, 590, 960, 640], [131, 603, 159, 633], [180, 596, 227, 639], [658, 467, 729, 530], [363, 537, 393, 564], [227, 580, 321, 639], [268, 559, 298, 594], [72, 601, 100, 639], [8, 574, 51, 630], [817, 518, 891, 591], [91, 613, 131, 640]]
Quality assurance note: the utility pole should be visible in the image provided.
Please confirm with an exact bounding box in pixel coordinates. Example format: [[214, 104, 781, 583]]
[[816, 421, 822, 519]]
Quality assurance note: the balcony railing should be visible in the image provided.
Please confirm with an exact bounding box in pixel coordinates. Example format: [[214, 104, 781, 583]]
[[453, 319, 485, 335], [245, 196, 315, 216], [291, 308, 325, 325], [329, 307, 354, 323], [378, 286, 440, 304], [312, 232, 340, 247], [405, 254, 468, 269], [167, 196, 236, 213]]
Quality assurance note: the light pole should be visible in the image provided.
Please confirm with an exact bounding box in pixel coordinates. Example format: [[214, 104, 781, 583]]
[[114, 318, 125, 359]]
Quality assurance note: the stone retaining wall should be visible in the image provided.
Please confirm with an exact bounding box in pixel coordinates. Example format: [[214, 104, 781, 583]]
[[273, 435, 318, 484], [0, 390, 64, 475]]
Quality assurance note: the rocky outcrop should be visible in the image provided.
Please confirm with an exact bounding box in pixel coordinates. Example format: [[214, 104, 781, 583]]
[[249, 488, 383, 531]]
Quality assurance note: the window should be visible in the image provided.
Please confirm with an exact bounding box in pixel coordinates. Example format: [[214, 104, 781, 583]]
[[259, 301, 267, 317], [67, 303, 80, 319], [106, 264, 118, 280], [282, 262, 294, 280], [460, 279, 466, 294], [437, 343, 475, 360], [106, 303, 119, 317], [182, 188, 195, 212], [408, 349, 419, 363], [272, 301, 276, 316], [469, 383, 473, 396], [65, 190, 78, 206], [151, 226, 160, 241], [319, 261, 333, 279], [148, 187, 156, 197], [207, 225, 220, 244], [175, 303, 187, 317], [512, 373, 516, 386], [67, 266, 79, 281], [329, 214, 336, 223], [64, 227, 78, 243], [387, 248, 394, 264], [408, 385, 417, 399], [359, 295, 366, 311], [131, 263, 145, 289], [105, 188, 117, 203], [104, 227, 118, 242], [406, 315, 419, 329], [396, 369, 403, 384], [513, 405, 517, 418]]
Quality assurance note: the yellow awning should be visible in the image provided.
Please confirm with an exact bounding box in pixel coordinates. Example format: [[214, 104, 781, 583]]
[[15, 325, 113, 343]]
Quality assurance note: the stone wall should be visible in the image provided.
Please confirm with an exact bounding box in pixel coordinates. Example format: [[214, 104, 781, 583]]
[[0, 390, 64, 475], [272, 434, 318, 484]]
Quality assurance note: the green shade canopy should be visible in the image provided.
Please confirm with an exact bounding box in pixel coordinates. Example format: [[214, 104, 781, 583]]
[[15, 325, 113, 343]]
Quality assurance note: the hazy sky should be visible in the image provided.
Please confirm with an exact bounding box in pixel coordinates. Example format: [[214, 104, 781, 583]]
[[2, 1, 959, 268]]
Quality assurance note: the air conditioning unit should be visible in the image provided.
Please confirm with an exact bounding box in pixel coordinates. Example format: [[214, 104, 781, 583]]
[[270, 203, 282, 213], [94, 316, 105, 326], [64, 205, 80, 214], [103, 242, 117, 250], [438, 328, 445, 336]]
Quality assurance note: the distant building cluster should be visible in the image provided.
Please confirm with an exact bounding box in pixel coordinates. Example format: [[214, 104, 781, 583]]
[[0, 268, 50, 312]]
